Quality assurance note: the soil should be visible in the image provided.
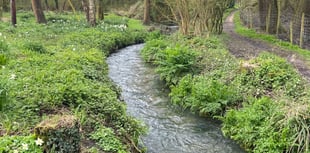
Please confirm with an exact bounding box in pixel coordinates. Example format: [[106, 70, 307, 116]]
[[223, 12, 310, 82]]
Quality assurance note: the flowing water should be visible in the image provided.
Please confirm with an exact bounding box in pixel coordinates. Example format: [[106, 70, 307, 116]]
[[107, 44, 245, 153]]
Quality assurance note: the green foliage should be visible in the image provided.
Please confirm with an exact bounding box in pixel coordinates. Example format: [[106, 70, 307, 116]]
[[0, 80, 8, 112], [141, 38, 169, 63], [170, 75, 240, 116], [104, 14, 129, 26], [91, 127, 127, 153], [238, 52, 306, 98], [221, 97, 291, 152], [34, 115, 80, 153], [142, 32, 310, 153], [0, 41, 8, 54], [0, 135, 43, 153], [155, 45, 201, 85], [0, 54, 7, 66], [0, 11, 147, 152], [23, 42, 47, 54]]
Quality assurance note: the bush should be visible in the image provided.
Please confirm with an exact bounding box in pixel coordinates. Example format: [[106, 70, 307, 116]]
[[141, 38, 169, 63], [155, 45, 201, 85], [170, 75, 240, 116], [238, 52, 306, 98], [221, 96, 310, 153], [221, 97, 291, 152]]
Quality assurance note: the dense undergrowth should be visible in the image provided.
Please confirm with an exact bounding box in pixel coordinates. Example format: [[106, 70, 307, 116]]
[[0, 11, 148, 153], [141, 33, 310, 152]]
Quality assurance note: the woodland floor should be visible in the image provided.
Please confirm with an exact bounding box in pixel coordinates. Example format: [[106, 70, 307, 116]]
[[224, 12, 310, 82]]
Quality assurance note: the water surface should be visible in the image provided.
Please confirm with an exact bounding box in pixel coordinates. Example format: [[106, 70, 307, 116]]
[[107, 44, 245, 153]]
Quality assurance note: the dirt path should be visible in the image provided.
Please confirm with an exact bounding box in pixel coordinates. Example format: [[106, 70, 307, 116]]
[[223, 11, 310, 82]]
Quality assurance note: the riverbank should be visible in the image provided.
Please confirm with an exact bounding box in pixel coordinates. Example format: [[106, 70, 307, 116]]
[[0, 12, 148, 152], [141, 31, 310, 152]]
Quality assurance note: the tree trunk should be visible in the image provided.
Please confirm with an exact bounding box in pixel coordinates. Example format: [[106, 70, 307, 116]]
[[97, 0, 104, 20], [31, 0, 46, 24], [55, 0, 59, 11], [44, 0, 49, 11], [0, 0, 3, 20], [82, 0, 89, 22], [62, 0, 66, 11], [10, 0, 16, 26], [143, 0, 151, 25], [88, 0, 96, 26]]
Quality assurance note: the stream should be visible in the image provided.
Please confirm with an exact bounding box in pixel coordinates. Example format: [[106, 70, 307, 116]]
[[107, 44, 245, 153]]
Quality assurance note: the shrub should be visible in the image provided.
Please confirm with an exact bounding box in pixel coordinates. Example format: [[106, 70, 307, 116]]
[[155, 45, 201, 85], [170, 75, 240, 116], [221, 97, 291, 152], [238, 52, 306, 98], [141, 38, 169, 63]]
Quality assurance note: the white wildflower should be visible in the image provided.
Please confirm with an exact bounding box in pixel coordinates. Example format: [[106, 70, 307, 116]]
[[1, 66, 5, 69], [9, 74, 16, 80], [22, 143, 28, 150], [13, 150, 18, 153], [0, 33, 2, 36], [35, 138, 44, 146]]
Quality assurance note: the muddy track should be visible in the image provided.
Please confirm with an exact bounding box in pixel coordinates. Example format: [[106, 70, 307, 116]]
[[223, 11, 310, 82]]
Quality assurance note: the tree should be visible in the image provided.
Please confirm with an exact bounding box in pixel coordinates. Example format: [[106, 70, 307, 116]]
[[55, 0, 59, 11], [143, 0, 151, 25], [88, 0, 96, 26], [81, 0, 89, 22], [164, 0, 228, 35], [31, 0, 47, 24], [97, 0, 104, 21], [10, 0, 16, 26], [0, 0, 3, 20], [44, 0, 49, 11]]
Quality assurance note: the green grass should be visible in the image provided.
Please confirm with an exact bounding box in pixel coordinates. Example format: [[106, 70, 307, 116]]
[[234, 11, 310, 62], [0, 11, 147, 152]]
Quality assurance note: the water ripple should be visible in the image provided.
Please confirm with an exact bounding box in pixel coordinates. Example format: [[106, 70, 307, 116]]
[[107, 44, 245, 153]]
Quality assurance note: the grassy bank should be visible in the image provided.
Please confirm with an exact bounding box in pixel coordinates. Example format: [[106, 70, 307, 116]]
[[141, 33, 310, 152], [0, 11, 147, 153], [234, 11, 310, 62]]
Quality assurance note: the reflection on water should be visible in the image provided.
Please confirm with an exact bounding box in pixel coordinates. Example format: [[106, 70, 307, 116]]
[[107, 44, 245, 153]]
